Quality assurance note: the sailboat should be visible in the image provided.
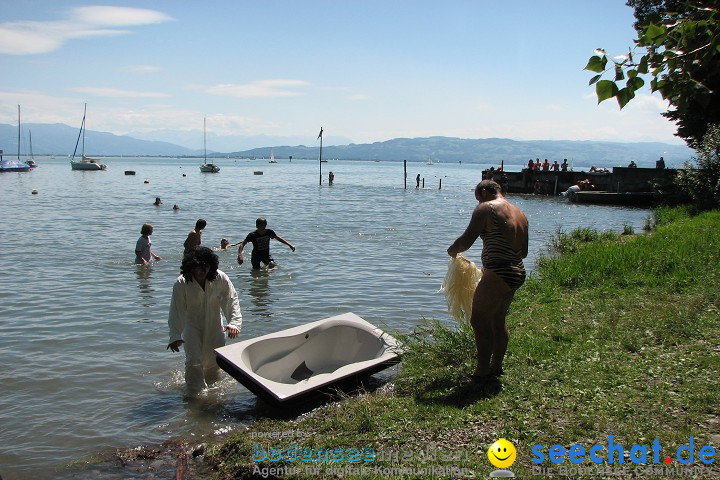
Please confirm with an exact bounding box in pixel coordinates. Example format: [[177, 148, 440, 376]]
[[25, 130, 38, 168], [0, 105, 32, 173], [199, 117, 220, 173], [70, 104, 107, 170], [268, 149, 277, 163]]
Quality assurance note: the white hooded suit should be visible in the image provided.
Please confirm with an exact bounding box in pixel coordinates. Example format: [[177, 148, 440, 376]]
[[168, 269, 242, 392]]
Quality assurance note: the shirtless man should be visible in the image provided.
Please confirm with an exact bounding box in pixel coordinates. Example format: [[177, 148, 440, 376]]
[[447, 180, 529, 384], [184, 219, 206, 255]]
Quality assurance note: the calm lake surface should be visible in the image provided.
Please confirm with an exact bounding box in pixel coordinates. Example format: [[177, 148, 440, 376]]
[[0, 157, 652, 479]]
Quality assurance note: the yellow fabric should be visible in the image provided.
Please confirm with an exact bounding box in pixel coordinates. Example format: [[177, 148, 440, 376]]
[[440, 254, 482, 324]]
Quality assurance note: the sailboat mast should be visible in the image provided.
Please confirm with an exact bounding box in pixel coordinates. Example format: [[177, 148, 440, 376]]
[[82, 104, 86, 157], [318, 127, 323, 186], [204, 117, 207, 163], [71, 103, 87, 161], [17, 105, 20, 160]]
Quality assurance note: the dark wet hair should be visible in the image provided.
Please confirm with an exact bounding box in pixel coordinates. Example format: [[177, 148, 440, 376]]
[[195, 219, 207, 231], [140, 223, 153, 235], [180, 246, 219, 283], [476, 180, 501, 196], [256, 217, 267, 228]]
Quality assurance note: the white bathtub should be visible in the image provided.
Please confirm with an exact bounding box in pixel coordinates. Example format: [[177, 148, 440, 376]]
[[215, 312, 401, 404]]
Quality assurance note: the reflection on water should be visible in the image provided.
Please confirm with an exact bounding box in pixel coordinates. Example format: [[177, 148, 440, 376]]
[[246, 268, 273, 319], [135, 264, 155, 308]]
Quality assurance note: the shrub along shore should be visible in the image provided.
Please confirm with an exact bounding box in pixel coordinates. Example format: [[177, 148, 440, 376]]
[[99, 207, 720, 479]]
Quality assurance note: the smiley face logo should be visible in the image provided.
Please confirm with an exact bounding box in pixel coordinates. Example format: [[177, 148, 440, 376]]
[[487, 438, 517, 469]]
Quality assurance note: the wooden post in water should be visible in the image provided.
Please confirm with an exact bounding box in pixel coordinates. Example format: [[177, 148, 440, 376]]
[[317, 127, 323, 186], [439, 178, 442, 190], [554, 176, 559, 196], [404, 160, 407, 189]]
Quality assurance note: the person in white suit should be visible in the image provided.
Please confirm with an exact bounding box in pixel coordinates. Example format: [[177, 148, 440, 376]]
[[167, 246, 242, 393]]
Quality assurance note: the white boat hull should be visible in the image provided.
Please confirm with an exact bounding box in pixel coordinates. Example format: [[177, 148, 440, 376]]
[[71, 159, 106, 170], [215, 312, 401, 404], [200, 163, 220, 173]]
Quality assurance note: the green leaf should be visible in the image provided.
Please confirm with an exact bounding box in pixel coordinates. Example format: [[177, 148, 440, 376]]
[[596, 80, 619, 104], [627, 76, 645, 91], [616, 87, 635, 109], [645, 23, 667, 42], [615, 65, 625, 81], [589, 74, 602, 85], [584, 55, 607, 73], [638, 56, 649, 75], [627, 69, 637, 78]]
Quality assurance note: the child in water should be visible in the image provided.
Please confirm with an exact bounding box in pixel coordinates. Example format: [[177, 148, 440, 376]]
[[135, 223, 162, 265]]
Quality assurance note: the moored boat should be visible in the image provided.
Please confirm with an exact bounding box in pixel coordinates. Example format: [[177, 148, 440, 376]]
[[1, 106, 32, 172], [71, 155, 107, 171], [25, 130, 38, 168], [567, 190, 659, 206], [69, 104, 107, 171], [199, 163, 220, 173], [0, 156, 32, 172], [199, 117, 219, 173], [215, 312, 401, 405]]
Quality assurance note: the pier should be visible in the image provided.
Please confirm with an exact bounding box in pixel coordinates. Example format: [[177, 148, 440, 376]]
[[486, 167, 679, 205]]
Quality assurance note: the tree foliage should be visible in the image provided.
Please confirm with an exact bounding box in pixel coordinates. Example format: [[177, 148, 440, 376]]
[[585, 2, 720, 147], [675, 123, 720, 209]]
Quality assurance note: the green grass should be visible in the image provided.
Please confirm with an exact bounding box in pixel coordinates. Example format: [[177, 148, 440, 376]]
[[202, 208, 720, 479]]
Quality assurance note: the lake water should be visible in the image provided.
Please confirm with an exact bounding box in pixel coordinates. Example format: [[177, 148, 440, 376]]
[[0, 157, 652, 479]]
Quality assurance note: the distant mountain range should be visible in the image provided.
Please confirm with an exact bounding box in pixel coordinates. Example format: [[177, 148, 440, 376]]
[[125, 129, 354, 152], [0, 122, 693, 168]]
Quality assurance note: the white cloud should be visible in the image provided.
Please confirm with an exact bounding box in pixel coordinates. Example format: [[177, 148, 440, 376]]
[[0, 90, 81, 124], [207, 80, 309, 98], [0, 7, 173, 55], [204, 114, 278, 135], [71, 87, 171, 98], [0, 90, 280, 136], [349, 94, 369, 101], [71, 6, 172, 27]]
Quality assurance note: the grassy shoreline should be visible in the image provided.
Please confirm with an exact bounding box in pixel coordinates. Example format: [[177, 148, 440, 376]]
[[155, 207, 720, 478]]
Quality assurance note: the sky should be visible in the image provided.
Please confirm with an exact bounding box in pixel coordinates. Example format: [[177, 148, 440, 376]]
[[0, 0, 686, 147]]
